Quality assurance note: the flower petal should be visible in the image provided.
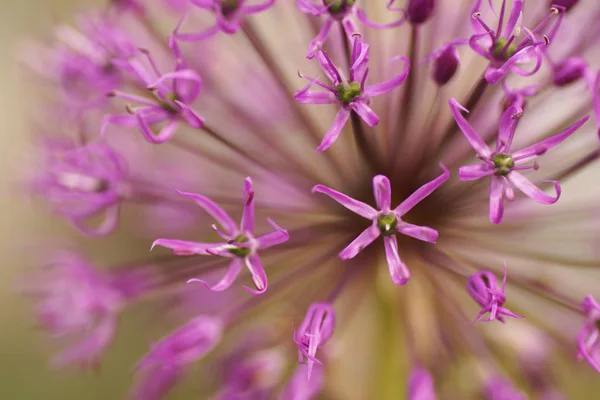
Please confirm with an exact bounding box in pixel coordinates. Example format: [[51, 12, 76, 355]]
[[394, 164, 450, 217], [187, 258, 243, 292], [244, 254, 268, 295], [175, 190, 238, 235], [372, 175, 392, 211], [316, 108, 351, 152], [496, 105, 522, 151], [489, 176, 504, 224], [256, 218, 290, 249], [241, 177, 255, 233], [508, 172, 561, 204], [449, 98, 492, 157], [315, 50, 342, 85], [458, 164, 495, 181], [384, 236, 410, 285], [350, 101, 380, 127], [397, 222, 438, 243], [339, 225, 380, 260], [364, 56, 410, 97], [151, 239, 224, 255], [312, 185, 377, 219]]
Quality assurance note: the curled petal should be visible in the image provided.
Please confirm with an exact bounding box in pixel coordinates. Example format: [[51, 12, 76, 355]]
[[458, 164, 495, 181], [151, 239, 224, 255], [373, 175, 392, 210], [316, 108, 351, 152], [489, 176, 504, 224], [356, 7, 406, 29], [449, 98, 492, 158], [397, 222, 438, 243], [187, 258, 243, 292], [244, 254, 267, 295], [307, 18, 335, 59], [508, 173, 561, 205], [485, 45, 543, 84], [149, 69, 202, 103], [312, 184, 377, 219], [175, 100, 205, 128], [175, 190, 238, 235], [70, 205, 120, 237], [137, 114, 180, 144], [339, 225, 380, 260], [351, 101, 379, 127], [364, 56, 410, 97], [394, 164, 450, 217], [384, 236, 410, 285], [243, 0, 275, 14], [173, 19, 220, 42]]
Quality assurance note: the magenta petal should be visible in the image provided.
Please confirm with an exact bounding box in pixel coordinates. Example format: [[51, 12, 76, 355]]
[[70, 205, 120, 237], [449, 98, 492, 158], [394, 164, 450, 217], [241, 177, 255, 233], [508, 173, 561, 205], [296, 0, 327, 16], [489, 176, 504, 224], [512, 116, 589, 163], [312, 185, 377, 219], [315, 50, 342, 85], [175, 190, 238, 235], [373, 175, 392, 210], [363, 56, 410, 97], [383, 236, 410, 285], [256, 218, 290, 249], [458, 164, 495, 181], [243, 0, 275, 14], [397, 222, 438, 243], [339, 225, 380, 260], [137, 114, 180, 144], [496, 105, 522, 151], [316, 108, 351, 151], [151, 239, 224, 255], [244, 254, 267, 295], [187, 258, 243, 292], [351, 101, 380, 127], [356, 7, 406, 29]]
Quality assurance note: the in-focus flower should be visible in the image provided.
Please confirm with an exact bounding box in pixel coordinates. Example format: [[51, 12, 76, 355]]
[[407, 368, 437, 400], [132, 316, 223, 400], [293, 303, 335, 379], [174, 0, 276, 41], [295, 35, 409, 151], [577, 295, 600, 372], [153, 177, 289, 294], [467, 263, 523, 324], [451, 98, 589, 224], [313, 168, 449, 285]]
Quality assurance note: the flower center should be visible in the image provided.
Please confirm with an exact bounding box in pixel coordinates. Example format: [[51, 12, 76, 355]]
[[228, 234, 251, 257], [492, 37, 517, 61], [377, 213, 398, 236], [220, 0, 240, 16], [336, 82, 362, 105], [324, 0, 355, 14], [492, 153, 514, 176]]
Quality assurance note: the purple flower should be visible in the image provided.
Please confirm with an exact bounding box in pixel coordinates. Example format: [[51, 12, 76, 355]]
[[406, 0, 435, 25], [424, 39, 468, 86], [152, 177, 290, 295], [102, 38, 203, 144], [549, 56, 594, 87], [467, 263, 523, 324], [576, 295, 600, 373], [313, 169, 448, 285], [294, 303, 335, 379], [22, 252, 129, 368], [484, 376, 527, 400], [451, 98, 588, 224], [295, 35, 409, 151], [34, 141, 126, 237], [173, 0, 276, 41], [470, 0, 558, 84], [280, 364, 325, 400], [408, 368, 437, 400], [550, 0, 579, 12], [132, 316, 223, 400]]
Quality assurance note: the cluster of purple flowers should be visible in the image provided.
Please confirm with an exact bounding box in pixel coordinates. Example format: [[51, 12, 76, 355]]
[[21, 0, 600, 398]]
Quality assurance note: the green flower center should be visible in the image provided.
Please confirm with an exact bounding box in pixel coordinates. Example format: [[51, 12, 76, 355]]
[[336, 82, 362, 105], [325, 0, 355, 13], [492, 153, 515, 176], [377, 213, 398, 236], [492, 37, 517, 61], [220, 0, 240, 16], [228, 234, 251, 258]]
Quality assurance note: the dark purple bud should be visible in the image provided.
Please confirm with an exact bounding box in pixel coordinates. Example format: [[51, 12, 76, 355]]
[[407, 0, 436, 25], [553, 57, 587, 86], [549, 0, 580, 12], [433, 46, 459, 85]]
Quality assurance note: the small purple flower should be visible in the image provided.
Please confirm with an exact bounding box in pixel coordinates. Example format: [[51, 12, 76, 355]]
[[132, 316, 223, 400], [152, 177, 289, 295], [173, 0, 276, 41], [451, 98, 588, 224], [34, 141, 126, 237], [296, 35, 409, 151], [470, 0, 558, 84], [576, 295, 600, 373], [549, 57, 594, 87], [280, 364, 325, 400], [424, 39, 468, 86], [294, 303, 335, 379], [22, 252, 129, 368], [484, 376, 527, 400], [408, 368, 437, 400], [406, 0, 435, 25], [467, 263, 523, 324], [313, 168, 449, 285], [102, 38, 203, 144]]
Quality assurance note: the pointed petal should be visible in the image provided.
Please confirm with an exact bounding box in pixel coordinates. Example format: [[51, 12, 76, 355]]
[[187, 258, 243, 292], [363, 56, 410, 97], [312, 185, 377, 219], [458, 164, 495, 181], [384, 236, 410, 285], [372, 175, 392, 210], [316, 108, 351, 151], [241, 177, 255, 233], [338, 225, 380, 260], [151, 239, 224, 255], [315, 50, 342, 85], [175, 190, 237, 235], [508, 172, 561, 204], [449, 98, 492, 158], [397, 222, 438, 243], [394, 165, 450, 216], [351, 101, 380, 127], [496, 105, 522, 151], [244, 254, 267, 295], [490, 176, 504, 224], [256, 218, 289, 249]]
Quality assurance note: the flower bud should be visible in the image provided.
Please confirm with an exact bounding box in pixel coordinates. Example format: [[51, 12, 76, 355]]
[[549, 0, 580, 12], [553, 57, 587, 86], [433, 45, 459, 85], [407, 0, 436, 25]]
